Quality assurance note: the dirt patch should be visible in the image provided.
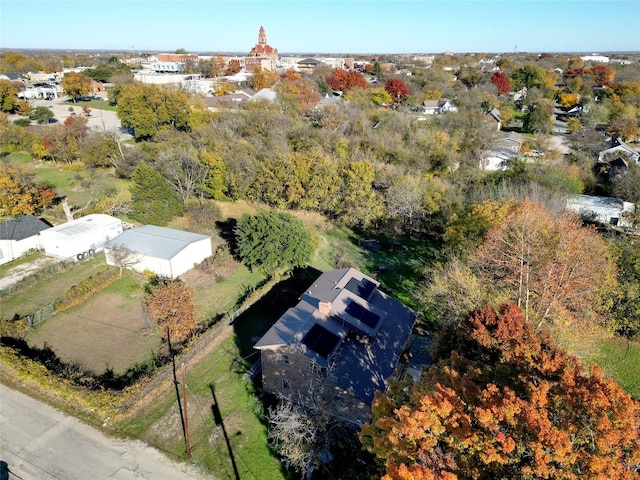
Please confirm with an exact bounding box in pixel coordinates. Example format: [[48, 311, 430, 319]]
[[0, 256, 62, 292], [27, 292, 162, 375]]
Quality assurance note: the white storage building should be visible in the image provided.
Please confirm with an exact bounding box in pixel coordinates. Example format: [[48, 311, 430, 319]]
[[104, 225, 212, 279], [39, 214, 123, 260], [0, 215, 52, 265]]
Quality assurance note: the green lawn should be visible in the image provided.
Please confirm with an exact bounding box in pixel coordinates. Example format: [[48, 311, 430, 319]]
[[192, 265, 265, 322], [0, 254, 109, 321], [4, 151, 32, 164], [61, 99, 117, 111], [590, 336, 640, 399]]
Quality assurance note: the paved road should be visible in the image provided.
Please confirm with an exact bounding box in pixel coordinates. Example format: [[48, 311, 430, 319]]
[[551, 103, 572, 155], [0, 385, 202, 479]]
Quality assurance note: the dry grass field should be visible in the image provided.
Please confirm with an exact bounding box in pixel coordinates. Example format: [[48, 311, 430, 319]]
[[26, 275, 163, 375]]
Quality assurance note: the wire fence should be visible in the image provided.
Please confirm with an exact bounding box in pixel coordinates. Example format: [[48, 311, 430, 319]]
[[26, 303, 55, 326]]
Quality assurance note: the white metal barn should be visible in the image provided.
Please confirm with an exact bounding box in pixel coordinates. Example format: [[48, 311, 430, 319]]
[[104, 225, 212, 279], [39, 214, 123, 260]]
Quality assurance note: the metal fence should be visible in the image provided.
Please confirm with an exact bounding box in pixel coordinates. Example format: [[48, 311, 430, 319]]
[[26, 303, 55, 326]]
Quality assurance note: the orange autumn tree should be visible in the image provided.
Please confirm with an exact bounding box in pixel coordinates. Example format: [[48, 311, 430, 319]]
[[0, 164, 56, 216], [361, 303, 640, 480], [145, 279, 197, 343], [471, 200, 616, 327]]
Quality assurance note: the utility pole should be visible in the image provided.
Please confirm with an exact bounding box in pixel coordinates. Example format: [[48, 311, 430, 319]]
[[167, 329, 190, 457], [181, 364, 191, 457]]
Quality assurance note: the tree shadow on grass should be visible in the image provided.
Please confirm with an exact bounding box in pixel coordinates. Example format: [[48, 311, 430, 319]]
[[231, 266, 321, 361], [215, 218, 238, 256]]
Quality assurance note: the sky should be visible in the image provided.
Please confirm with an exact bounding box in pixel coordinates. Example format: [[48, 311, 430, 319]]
[[1, 0, 639, 55]]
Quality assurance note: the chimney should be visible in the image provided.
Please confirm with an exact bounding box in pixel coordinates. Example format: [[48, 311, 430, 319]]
[[318, 300, 331, 316]]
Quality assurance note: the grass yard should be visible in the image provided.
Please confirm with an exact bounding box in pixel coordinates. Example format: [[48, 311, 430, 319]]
[[4, 151, 31, 164], [591, 336, 640, 399], [117, 333, 285, 480], [188, 266, 265, 322], [62, 99, 117, 111], [26, 272, 161, 375], [115, 271, 315, 479], [1, 254, 110, 321]]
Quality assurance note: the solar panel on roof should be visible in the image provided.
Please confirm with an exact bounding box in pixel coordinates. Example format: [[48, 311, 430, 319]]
[[345, 277, 377, 300], [302, 324, 341, 358], [345, 301, 380, 329]]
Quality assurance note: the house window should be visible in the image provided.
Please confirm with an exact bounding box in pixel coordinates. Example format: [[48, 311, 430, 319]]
[[281, 354, 290, 366], [309, 361, 319, 374], [282, 378, 291, 390]]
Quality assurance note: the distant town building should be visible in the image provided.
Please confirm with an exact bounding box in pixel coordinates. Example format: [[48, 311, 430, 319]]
[[150, 62, 185, 73], [157, 53, 198, 63], [249, 26, 279, 60], [580, 54, 610, 64], [246, 26, 278, 72]]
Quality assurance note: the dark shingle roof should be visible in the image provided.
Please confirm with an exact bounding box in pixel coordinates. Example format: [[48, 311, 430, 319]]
[[0, 215, 51, 241], [255, 267, 417, 405]]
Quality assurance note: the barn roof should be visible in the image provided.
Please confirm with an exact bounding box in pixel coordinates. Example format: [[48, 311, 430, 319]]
[[105, 225, 210, 260]]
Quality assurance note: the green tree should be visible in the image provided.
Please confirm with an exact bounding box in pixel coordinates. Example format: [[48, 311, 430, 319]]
[[234, 210, 315, 274], [85, 61, 132, 83], [129, 162, 183, 225], [604, 236, 640, 338], [510, 64, 557, 94], [29, 106, 54, 124], [372, 61, 384, 80], [524, 105, 553, 134], [338, 160, 384, 228], [61, 72, 92, 101], [116, 83, 195, 140], [0, 80, 19, 112]]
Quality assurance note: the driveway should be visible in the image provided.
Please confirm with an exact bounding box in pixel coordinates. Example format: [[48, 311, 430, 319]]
[[0, 385, 203, 479], [0, 256, 61, 293]]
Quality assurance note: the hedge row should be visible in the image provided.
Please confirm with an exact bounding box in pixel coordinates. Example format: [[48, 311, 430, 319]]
[[54, 268, 120, 312]]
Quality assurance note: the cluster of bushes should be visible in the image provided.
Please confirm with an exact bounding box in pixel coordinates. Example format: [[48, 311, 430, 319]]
[[53, 268, 119, 312]]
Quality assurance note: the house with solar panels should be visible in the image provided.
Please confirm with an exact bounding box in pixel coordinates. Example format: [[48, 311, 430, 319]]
[[254, 267, 417, 422]]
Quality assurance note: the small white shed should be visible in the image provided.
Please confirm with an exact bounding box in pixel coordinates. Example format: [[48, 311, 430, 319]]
[[104, 225, 212, 279], [39, 214, 123, 260]]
